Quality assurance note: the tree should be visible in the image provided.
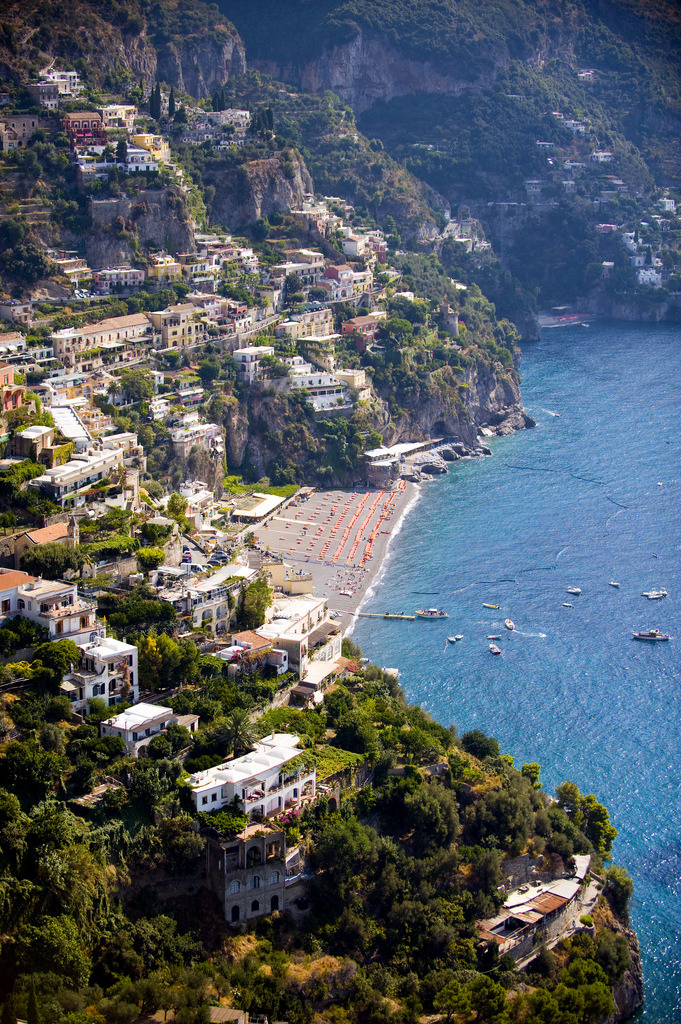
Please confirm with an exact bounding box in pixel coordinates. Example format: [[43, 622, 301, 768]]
[[238, 576, 272, 629], [461, 729, 500, 760], [116, 138, 128, 163], [433, 981, 470, 1023], [224, 708, 255, 758], [175, 105, 188, 125], [168, 86, 176, 118], [118, 368, 154, 403], [32, 639, 81, 691], [20, 542, 84, 578], [605, 865, 634, 922], [521, 762, 542, 789], [26, 979, 39, 1024], [166, 492, 189, 523]]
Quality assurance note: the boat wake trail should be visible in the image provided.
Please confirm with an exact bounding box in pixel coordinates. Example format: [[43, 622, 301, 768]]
[[606, 509, 624, 527], [605, 495, 629, 509], [556, 546, 570, 560], [515, 631, 548, 639], [541, 408, 561, 417], [503, 462, 605, 486], [516, 565, 556, 574]]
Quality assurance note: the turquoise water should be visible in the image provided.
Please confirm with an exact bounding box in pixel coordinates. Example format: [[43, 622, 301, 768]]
[[353, 321, 681, 1020]]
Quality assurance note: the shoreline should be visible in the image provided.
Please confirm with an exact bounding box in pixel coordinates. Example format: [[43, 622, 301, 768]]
[[346, 481, 423, 637], [253, 482, 421, 631]]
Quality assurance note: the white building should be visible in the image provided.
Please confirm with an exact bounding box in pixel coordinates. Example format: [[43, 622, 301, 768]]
[[98, 104, 137, 131], [62, 636, 139, 714], [170, 420, 223, 461], [29, 447, 124, 507], [187, 732, 316, 816], [99, 701, 199, 756], [15, 578, 99, 642], [233, 346, 275, 384]]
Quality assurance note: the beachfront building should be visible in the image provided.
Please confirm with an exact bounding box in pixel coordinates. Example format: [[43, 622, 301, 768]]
[[99, 702, 199, 756], [61, 636, 139, 714], [187, 732, 316, 816], [205, 822, 288, 925]]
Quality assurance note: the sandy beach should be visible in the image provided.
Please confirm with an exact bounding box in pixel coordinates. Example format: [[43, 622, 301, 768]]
[[253, 482, 418, 630]]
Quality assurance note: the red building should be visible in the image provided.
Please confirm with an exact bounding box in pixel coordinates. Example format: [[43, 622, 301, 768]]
[[62, 112, 106, 148], [0, 363, 25, 413]]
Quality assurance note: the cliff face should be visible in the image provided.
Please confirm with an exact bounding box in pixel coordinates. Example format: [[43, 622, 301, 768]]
[[610, 924, 645, 1023], [382, 360, 533, 449], [87, 188, 195, 263], [251, 31, 495, 114], [208, 155, 314, 231], [155, 33, 246, 98], [0, 0, 245, 98]]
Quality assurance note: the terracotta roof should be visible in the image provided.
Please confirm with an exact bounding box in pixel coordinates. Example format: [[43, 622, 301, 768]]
[[231, 630, 271, 650], [0, 569, 36, 591], [80, 313, 150, 336], [25, 522, 69, 545], [531, 892, 568, 914]]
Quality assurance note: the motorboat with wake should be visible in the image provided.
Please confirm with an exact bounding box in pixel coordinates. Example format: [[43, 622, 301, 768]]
[[505, 619, 515, 631], [447, 635, 464, 643]]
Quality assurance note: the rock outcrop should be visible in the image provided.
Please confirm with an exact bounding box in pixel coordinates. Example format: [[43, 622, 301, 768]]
[[610, 924, 645, 1023], [87, 188, 195, 262], [208, 154, 314, 231], [155, 32, 246, 98], [252, 31, 496, 114]]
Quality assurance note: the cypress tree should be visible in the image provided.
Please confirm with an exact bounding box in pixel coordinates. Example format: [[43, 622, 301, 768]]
[[2, 1000, 16, 1024], [212, 90, 219, 112], [220, 88, 226, 111], [168, 86, 176, 118], [26, 980, 39, 1024]]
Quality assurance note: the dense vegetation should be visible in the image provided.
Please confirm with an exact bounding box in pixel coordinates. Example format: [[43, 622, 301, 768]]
[[0, 654, 635, 1023]]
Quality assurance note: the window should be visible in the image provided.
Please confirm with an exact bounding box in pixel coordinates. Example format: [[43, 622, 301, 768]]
[[229, 880, 240, 894], [1, 600, 10, 613], [201, 796, 208, 806], [250, 900, 259, 913], [211, 793, 217, 802], [251, 875, 260, 889], [270, 871, 280, 884]]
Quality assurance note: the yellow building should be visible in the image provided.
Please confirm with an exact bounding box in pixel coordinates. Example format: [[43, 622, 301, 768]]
[[146, 255, 182, 284], [132, 133, 171, 163]]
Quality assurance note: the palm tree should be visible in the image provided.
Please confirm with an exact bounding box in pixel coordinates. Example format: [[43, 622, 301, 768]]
[[225, 708, 256, 758]]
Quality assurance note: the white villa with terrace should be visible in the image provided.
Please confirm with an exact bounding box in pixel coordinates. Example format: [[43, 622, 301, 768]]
[[187, 733, 316, 817]]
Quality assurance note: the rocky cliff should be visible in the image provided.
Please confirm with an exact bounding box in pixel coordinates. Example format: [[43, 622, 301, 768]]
[[86, 188, 195, 265], [251, 31, 494, 115], [155, 31, 245, 98], [0, 0, 244, 99], [383, 359, 534, 450], [207, 154, 314, 231], [610, 924, 645, 1023]]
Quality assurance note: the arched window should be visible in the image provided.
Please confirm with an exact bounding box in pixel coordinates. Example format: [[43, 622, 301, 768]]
[[231, 905, 240, 923], [229, 879, 240, 894], [270, 870, 279, 884], [270, 895, 279, 912], [251, 875, 260, 889], [251, 900, 259, 913]]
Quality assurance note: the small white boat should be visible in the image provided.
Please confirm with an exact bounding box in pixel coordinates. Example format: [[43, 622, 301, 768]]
[[609, 581, 620, 588], [562, 602, 573, 608], [489, 643, 502, 655], [566, 587, 582, 595], [505, 619, 514, 631], [642, 589, 667, 600], [487, 634, 501, 640], [416, 608, 448, 619], [448, 635, 464, 643]]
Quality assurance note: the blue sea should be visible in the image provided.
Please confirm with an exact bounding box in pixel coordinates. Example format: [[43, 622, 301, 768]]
[[352, 321, 681, 1020]]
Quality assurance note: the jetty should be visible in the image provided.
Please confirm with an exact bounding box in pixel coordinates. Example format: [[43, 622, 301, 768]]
[[354, 611, 416, 620]]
